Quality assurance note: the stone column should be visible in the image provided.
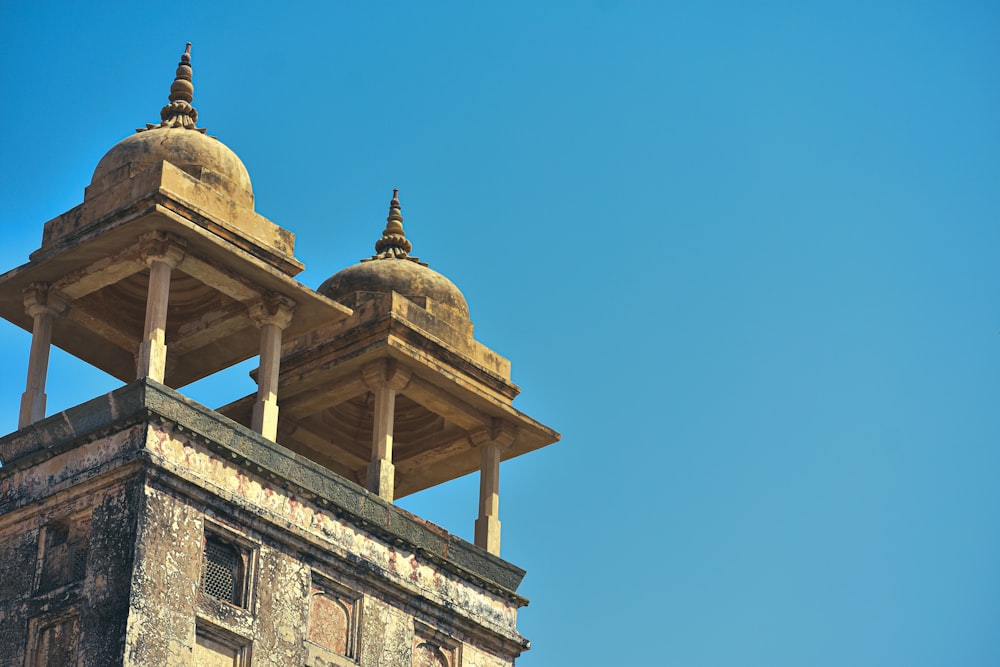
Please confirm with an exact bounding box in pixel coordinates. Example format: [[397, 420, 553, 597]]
[[362, 360, 411, 502], [18, 284, 67, 428], [136, 234, 185, 383], [471, 421, 516, 556], [249, 297, 294, 441]]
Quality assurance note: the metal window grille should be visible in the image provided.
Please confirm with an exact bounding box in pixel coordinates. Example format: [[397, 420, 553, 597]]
[[39, 519, 89, 592], [70, 548, 87, 582], [203, 537, 241, 604]]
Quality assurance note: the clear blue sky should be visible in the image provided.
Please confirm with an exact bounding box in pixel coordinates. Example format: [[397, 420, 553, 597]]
[[1, 2, 998, 665]]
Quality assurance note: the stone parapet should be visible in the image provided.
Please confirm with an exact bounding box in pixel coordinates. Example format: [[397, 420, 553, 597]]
[[0, 379, 527, 600]]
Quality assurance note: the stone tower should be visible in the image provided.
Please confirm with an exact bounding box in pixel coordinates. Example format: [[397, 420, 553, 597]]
[[0, 45, 559, 667]]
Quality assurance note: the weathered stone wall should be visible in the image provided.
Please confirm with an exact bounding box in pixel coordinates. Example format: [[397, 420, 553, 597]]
[[361, 597, 414, 666], [0, 467, 141, 667], [125, 481, 203, 665], [0, 383, 530, 666], [137, 423, 523, 666], [0, 520, 42, 667]]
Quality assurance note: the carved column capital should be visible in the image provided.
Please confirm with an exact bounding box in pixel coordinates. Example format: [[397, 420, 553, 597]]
[[469, 419, 517, 450], [362, 359, 412, 393], [138, 231, 186, 268], [22, 283, 68, 319], [249, 294, 296, 330]]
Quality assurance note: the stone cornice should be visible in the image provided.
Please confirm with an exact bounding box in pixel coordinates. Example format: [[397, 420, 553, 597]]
[[0, 379, 527, 602]]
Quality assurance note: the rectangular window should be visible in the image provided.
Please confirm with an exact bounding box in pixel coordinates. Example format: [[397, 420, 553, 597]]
[[413, 621, 461, 667], [194, 624, 250, 667], [27, 610, 79, 667], [202, 531, 252, 609], [305, 573, 361, 665], [37, 513, 91, 593]]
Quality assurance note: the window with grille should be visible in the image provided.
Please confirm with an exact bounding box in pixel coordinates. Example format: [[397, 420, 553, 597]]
[[202, 535, 247, 607], [38, 515, 90, 593], [71, 547, 87, 581]]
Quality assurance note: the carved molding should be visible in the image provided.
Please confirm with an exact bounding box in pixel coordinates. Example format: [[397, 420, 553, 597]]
[[248, 294, 296, 330], [469, 418, 517, 450], [138, 231, 186, 268], [362, 359, 412, 393], [22, 283, 69, 319]]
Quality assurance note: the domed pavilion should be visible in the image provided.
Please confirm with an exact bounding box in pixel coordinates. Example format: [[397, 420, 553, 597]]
[[0, 43, 561, 666], [0, 43, 350, 436], [220, 189, 558, 553]]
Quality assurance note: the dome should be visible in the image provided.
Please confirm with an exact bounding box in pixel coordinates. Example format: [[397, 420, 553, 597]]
[[88, 43, 253, 209], [318, 190, 470, 320], [90, 128, 254, 208], [319, 257, 470, 319]]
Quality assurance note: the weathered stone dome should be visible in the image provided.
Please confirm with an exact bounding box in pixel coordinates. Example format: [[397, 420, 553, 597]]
[[318, 189, 470, 320], [319, 257, 470, 319], [89, 42, 253, 209], [90, 128, 254, 208]]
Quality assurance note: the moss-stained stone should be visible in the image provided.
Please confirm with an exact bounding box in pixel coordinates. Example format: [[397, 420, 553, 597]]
[[0, 525, 36, 603]]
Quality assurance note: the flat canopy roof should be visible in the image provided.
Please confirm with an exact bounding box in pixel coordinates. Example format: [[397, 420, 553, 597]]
[[0, 188, 351, 388]]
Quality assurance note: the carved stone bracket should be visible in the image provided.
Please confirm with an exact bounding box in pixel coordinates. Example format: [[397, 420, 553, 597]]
[[138, 231, 186, 268], [248, 294, 295, 330], [23, 283, 69, 319], [362, 359, 412, 393], [469, 419, 517, 450]]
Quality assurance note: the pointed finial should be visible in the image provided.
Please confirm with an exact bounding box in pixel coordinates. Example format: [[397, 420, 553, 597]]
[[372, 188, 413, 259], [169, 43, 194, 104], [386, 188, 404, 230], [140, 42, 203, 132]]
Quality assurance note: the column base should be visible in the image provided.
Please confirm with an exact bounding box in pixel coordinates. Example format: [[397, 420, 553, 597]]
[[18, 390, 46, 429], [474, 516, 501, 556], [251, 399, 279, 441], [367, 458, 395, 502], [136, 339, 167, 383]]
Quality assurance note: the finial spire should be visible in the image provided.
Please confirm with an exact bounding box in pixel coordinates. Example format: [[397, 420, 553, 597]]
[[371, 188, 415, 260], [139, 42, 204, 133]]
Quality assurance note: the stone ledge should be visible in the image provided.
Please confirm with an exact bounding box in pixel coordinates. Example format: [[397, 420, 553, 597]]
[[0, 379, 527, 600]]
